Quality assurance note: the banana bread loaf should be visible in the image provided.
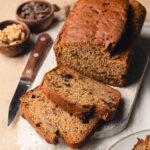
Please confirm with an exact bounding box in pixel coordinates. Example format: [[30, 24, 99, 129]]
[[41, 65, 121, 121], [20, 87, 100, 149], [54, 0, 146, 87], [132, 135, 150, 150], [54, 0, 129, 54]]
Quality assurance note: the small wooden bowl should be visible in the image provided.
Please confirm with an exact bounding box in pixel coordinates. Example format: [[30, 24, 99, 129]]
[[16, 0, 57, 33], [0, 20, 30, 57]]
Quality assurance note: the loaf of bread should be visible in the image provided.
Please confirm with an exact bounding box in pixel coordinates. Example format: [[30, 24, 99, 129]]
[[54, 0, 146, 87], [41, 65, 121, 121], [132, 135, 150, 150], [20, 87, 100, 149], [54, 0, 129, 53]]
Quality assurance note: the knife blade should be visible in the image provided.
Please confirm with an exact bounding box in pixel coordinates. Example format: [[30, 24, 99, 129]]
[[8, 33, 53, 126]]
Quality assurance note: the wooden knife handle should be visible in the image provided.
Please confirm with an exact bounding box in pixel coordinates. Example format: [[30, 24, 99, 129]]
[[21, 33, 53, 82]]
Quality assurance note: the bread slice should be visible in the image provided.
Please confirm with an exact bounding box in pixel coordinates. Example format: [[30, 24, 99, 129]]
[[41, 65, 121, 121], [54, 0, 146, 87], [132, 135, 150, 150], [20, 86, 100, 149]]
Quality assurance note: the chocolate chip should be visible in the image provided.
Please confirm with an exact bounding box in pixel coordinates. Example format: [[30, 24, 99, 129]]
[[77, 61, 80, 66], [82, 117, 89, 124], [52, 82, 62, 88], [103, 3, 110, 6], [84, 57, 88, 60], [88, 88, 93, 95], [25, 104, 29, 108], [101, 99, 115, 108], [56, 130, 59, 135], [19, 1, 51, 20], [64, 74, 73, 79], [36, 122, 42, 127], [58, 52, 61, 57], [82, 105, 90, 109], [122, 75, 126, 79], [22, 4, 30, 11], [64, 83, 71, 87], [31, 95, 36, 98]]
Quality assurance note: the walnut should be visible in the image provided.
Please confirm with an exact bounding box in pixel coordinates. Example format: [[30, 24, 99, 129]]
[[0, 24, 26, 45]]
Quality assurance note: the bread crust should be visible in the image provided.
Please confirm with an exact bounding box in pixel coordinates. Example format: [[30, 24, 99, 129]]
[[54, 0, 129, 53]]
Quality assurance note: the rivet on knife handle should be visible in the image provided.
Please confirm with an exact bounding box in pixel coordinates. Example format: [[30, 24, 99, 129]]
[[21, 33, 53, 82]]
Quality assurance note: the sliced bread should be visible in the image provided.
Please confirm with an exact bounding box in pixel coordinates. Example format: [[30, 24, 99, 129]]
[[20, 86, 100, 149], [41, 65, 121, 121]]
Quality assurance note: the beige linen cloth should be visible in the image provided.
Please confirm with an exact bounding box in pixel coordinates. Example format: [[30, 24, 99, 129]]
[[0, 0, 149, 150]]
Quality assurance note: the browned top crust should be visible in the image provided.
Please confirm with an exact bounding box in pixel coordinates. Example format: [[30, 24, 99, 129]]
[[110, 0, 146, 62], [54, 0, 129, 52]]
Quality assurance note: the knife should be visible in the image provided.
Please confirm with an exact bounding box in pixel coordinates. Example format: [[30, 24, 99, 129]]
[[8, 33, 53, 126]]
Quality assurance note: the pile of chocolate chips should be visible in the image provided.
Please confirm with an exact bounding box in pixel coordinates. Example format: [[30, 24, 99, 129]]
[[19, 2, 51, 20]]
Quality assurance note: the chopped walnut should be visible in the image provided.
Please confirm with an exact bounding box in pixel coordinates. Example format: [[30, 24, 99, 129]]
[[0, 24, 26, 45]]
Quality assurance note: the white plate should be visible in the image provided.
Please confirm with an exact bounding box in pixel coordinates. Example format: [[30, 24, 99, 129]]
[[109, 129, 150, 150]]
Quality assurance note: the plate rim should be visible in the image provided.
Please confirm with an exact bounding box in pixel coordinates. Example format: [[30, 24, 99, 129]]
[[109, 129, 150, 150]]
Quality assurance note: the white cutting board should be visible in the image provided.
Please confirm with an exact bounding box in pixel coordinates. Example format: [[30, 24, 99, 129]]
[[17, 21, 149, 150]]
